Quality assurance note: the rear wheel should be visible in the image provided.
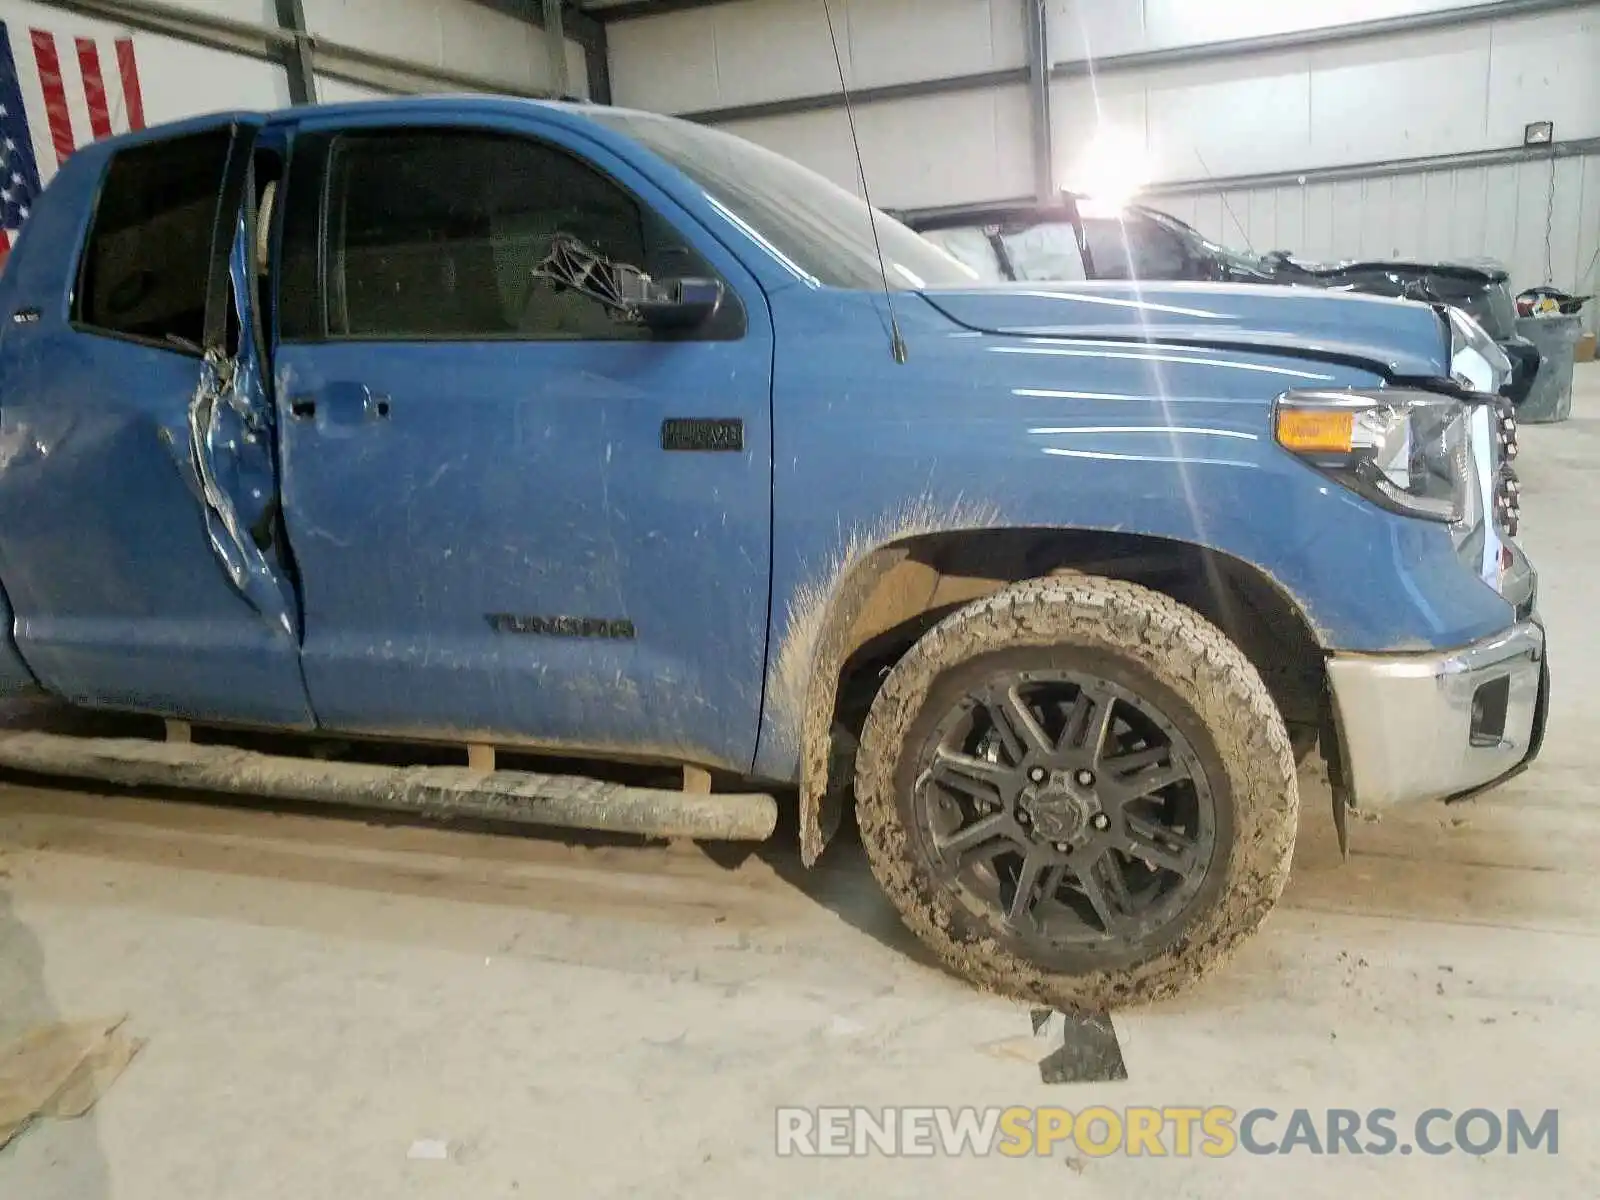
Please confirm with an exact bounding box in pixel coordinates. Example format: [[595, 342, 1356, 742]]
[[854, 575, 1298, 1011]]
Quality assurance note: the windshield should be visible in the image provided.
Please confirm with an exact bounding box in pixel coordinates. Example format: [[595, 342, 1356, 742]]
[[1148, 209, 1264, 273], [587, 109, 987, 290], [1191, 231, 1264, 274]]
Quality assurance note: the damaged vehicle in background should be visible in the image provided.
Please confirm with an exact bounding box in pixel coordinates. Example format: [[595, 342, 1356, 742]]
[[0, 98, 1547, 1013], [908, 195, 1542, 408]]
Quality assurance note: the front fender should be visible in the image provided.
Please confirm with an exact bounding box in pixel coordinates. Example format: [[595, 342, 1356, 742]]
[[755, 291, 1515, 862]]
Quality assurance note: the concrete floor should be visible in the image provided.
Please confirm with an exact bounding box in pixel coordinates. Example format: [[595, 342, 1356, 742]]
[[3, 365, 1598, 1199]]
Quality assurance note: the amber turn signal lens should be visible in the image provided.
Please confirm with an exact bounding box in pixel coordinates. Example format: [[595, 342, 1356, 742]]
[[1277, 409, 1354, 454]]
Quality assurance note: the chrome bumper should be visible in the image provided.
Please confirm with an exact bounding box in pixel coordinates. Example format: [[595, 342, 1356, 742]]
[[1326, 620, 1547, 809]]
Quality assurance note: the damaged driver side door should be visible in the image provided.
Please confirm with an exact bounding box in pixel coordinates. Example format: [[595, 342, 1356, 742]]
[[0, 118, 313, 727]]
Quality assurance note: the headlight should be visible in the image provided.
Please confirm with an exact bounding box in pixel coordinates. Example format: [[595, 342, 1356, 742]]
[[1275, 388, 1475, 523], [1446, 306, 1512, 394]]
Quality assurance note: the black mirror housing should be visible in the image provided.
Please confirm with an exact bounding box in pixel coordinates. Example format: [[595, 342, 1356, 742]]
[[632, 276, 724, 330]]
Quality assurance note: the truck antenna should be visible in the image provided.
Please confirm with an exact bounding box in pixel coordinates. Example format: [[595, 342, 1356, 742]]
[[1194, 147, 1254, 254], [822, 0, 908, 363]]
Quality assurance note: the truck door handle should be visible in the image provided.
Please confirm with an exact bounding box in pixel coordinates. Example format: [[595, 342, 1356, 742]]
[[295, 384, 387, 425]]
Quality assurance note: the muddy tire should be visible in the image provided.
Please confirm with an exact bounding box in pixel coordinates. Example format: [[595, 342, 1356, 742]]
[[854, 575, 1298, 1012]]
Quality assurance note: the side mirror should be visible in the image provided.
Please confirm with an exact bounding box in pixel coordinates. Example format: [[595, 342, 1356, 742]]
[[636, 276, 725, 331], [610, 263, 723, 330], [533, 237, 725, 332]]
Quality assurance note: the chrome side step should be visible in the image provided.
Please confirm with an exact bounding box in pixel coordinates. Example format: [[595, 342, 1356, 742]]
[[0, 730, 779, 842]]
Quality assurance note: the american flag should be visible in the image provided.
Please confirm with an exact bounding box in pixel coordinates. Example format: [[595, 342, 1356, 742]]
[[1, 21, 145, 269]]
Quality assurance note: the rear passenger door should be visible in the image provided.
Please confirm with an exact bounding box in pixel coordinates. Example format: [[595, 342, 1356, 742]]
[[271, 115, 775, 770], [0, 118, 312, 727]]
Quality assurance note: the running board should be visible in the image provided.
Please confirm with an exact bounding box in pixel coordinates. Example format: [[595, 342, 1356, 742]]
[[0, 730, 779, 842]]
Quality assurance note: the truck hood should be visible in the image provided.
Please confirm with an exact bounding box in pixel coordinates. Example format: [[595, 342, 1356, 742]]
[[1272, 254, 1509, 284], [918, 280, 1452, 379]]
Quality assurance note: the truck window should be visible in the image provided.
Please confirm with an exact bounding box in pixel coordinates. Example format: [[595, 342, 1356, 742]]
[[74, 128, 233, 350], [323, 131, 705, 342], [916, 227, 1007, 282], [997, 222, 1088, 282], [1083, 215, 1189, 281]]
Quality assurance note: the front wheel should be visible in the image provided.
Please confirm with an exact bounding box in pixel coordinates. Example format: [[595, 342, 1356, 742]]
[[854, 575, 1298, 1011]]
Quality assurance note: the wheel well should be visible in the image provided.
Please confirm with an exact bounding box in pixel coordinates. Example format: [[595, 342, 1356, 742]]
[[811, 529, 1326, 854]]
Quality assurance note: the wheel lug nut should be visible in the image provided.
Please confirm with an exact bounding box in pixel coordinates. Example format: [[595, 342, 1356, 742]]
[[1028, 766, 1047, 784], [1076, 769, 1095, 787], [1054, 841, 1070, 853], [1017, 810, 1031, 825], [1092, 813, 1110, 831]]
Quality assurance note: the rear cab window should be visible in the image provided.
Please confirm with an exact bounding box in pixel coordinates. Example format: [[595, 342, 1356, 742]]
[[73, 128, 233, 352]]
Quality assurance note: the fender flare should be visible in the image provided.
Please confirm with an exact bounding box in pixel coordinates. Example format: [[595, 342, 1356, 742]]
[[781, 524, 1331, 866]]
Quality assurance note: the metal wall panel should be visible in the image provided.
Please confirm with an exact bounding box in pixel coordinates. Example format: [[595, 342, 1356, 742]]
[[313, 71, 392, 101], [721, 83, 1035, 209], [1053, 7, 1599, 186], [304, 0, 588, 95], [1144, 51, 1314, 181], [844, 0, 1026, 89], [1049, 0, 1496, 59], [608, 0, 1027, 112], [1484, 8, 1600, 145], [606, 0, 1597, 214]]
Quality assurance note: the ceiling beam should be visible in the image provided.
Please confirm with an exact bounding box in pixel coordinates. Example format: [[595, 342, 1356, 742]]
[[467, 0, 607, 49], [585, 0, 755, 22]]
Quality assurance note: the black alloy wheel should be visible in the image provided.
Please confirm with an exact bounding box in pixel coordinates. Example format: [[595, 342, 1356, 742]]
[[914, 670, 1216, 955]]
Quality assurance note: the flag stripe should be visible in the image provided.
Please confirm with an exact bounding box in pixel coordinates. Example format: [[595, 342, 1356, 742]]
[[2, 22, 145, 272], [75, 38, 112, 139], [115, 38, 144, 131], [28, 30, 75, 168]]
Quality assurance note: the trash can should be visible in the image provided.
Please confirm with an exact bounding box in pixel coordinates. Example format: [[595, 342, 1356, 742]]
[[1514, 314, 1584, 423]]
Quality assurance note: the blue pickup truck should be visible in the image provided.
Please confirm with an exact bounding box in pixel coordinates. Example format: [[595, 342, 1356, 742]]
[[0, 97, 1547, 1010]]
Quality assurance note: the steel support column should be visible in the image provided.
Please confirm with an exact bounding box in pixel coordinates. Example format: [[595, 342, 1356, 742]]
[[469, 0, 611, 102], [274, 0, 317, 106], [1023, 0, 1054, 203], [542, 0, 571, 97]]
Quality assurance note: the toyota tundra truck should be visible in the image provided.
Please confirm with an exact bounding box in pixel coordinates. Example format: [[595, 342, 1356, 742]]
[[0, 97, 1547, 1010]]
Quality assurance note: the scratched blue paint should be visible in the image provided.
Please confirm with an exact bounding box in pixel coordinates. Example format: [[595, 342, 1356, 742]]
[[920, 282, 1455, 379], [0, 117, 313, 726], [0, 97, 1519, 782], [747, 287, 1512, 778], [271, 108, 774, 765]]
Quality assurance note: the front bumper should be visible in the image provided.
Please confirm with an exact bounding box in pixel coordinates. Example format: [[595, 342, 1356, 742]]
[[1499, 336, 1541, 408], [1326, 620, 1548, 809]]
